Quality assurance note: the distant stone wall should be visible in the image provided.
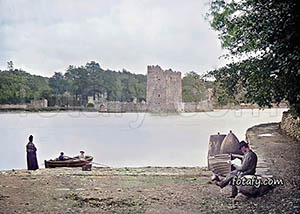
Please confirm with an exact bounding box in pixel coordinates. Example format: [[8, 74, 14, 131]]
[[28, 99, 48, 108], [100, 102, 148, 112], [147, 103, 184, 113], [0, 102, 213, 113], [0, 99, 48, 110], [183, 101, 213, 112], [280, 111, 300, 141], [213, 102, 287, 109], [0, 104, 27, 109], [98, 101, 212, 113], [48, 96, 82, 107], [213, 103, 260, 109]]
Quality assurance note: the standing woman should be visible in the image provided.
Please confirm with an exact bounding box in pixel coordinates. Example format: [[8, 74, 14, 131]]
[[26, 135, 39, 170]]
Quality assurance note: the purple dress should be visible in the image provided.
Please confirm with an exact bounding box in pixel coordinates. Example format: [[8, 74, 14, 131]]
[[26, 142, 39, 170]]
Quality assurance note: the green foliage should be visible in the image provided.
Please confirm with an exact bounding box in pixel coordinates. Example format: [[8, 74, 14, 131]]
[[213, 82, 234, 106], [182, 71, 214, 102], [49, 72, 67, 94], [182, 72, 206, 102], [61, 63, 147, 103], [86, 103, 95, 108], [0, 69, 50, 104], [207, 0, 300, 115], [0, 61, 148, 105]]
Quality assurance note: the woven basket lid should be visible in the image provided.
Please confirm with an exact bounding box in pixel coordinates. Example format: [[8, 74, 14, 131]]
[[220, 130, 243, 155]]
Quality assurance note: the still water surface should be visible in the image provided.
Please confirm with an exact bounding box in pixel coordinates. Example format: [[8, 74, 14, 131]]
[[0, 109, 286, 170]]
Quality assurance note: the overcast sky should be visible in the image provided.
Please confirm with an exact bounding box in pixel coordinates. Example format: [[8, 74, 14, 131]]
[[0, 0, 227, 77]]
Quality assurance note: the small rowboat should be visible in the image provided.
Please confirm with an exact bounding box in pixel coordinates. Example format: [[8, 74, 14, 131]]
[[208, 131, 244, 176], [44, 155, 93, 168]]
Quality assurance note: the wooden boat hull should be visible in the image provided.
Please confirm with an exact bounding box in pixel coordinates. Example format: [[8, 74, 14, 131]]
[[208, 153, 243, 177], [44, 156, 93, 168], [208, 132, 244, 176], [208, 154, 231, 176]]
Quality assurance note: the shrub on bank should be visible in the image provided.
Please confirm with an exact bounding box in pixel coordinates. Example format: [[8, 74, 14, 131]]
[[280, 111, 300, 141], [86, 103, 95, 108]]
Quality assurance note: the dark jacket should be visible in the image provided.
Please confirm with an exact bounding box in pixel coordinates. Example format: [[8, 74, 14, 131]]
[[236, 149, 257, 176]]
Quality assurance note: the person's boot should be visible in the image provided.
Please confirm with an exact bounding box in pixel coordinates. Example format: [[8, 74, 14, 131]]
[[215, 181, 222, 187], [211, 174, 220, 182]]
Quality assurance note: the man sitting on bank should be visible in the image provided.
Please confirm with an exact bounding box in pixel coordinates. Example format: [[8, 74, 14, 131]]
[[216, 141, 258, 198]]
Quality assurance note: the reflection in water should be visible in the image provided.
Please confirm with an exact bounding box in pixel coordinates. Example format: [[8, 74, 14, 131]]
[[0, 109, 286, 170]]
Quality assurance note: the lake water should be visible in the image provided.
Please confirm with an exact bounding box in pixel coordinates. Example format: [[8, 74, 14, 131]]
[[0, 109, 286, 170]]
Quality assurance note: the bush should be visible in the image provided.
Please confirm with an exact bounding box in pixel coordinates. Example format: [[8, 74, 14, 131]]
[[86, 103, 94, 108]]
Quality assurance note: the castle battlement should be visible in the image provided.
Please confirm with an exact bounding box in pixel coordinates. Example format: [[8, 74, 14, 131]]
[[147, 65, 181, 75], [147, 65, 162, 73]]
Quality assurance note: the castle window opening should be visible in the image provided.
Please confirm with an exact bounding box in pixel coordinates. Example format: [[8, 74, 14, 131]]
[[158, 94, 160, 97]]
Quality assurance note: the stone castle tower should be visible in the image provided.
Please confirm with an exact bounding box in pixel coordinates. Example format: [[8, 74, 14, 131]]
[[146, 65, 182, 112]]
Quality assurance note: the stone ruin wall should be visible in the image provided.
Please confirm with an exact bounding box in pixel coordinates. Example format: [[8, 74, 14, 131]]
[[146, 65, 182, 112], [0, 99, 48, 109], [183, 100, 213, 112], [102, 101, 147, 113], [0, 104, 27, 109]]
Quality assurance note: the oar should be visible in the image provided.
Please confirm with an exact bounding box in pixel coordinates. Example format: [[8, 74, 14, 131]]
[[89, 161, 110, 167], [64, 155, 110, 167]]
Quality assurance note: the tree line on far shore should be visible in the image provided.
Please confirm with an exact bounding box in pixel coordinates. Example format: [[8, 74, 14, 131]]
[[0, 61, 216, 106]]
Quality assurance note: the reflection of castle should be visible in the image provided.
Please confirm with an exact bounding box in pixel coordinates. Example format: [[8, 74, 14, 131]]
[[146, 65, 183, 112]]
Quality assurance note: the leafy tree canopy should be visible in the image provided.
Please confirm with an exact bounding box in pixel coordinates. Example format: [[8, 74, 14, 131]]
[[182, 71, 207, 102], [0, 69, 50, 104], [52, 62, 147, 102], [207, 0, 300, 115]]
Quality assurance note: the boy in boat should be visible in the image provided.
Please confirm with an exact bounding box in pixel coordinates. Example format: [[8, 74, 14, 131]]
[[79, 151, 85, 160], [215, 141, 258, 198], [58, 152, 66, 161]]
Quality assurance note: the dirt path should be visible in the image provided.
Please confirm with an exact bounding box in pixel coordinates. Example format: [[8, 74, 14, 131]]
[[0, 123, 299, 213], [245, 123, 300, 213]]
